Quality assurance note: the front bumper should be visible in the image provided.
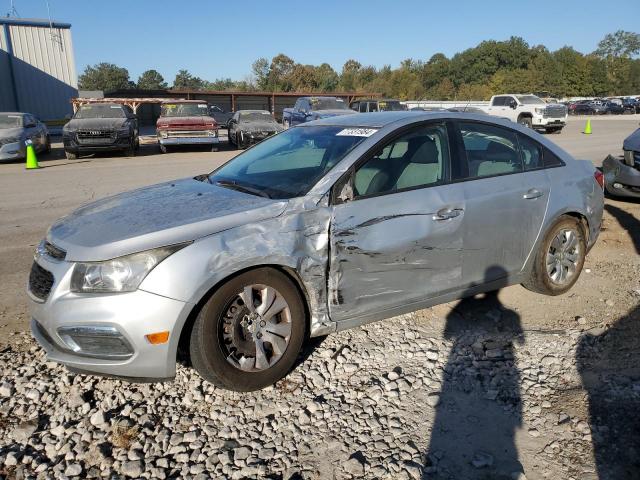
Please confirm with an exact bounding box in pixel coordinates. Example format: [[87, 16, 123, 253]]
[[159, 137, 219, 146], [63, 135, 132, 154], [28, 253, 192, 379], [532, 116, 566, 128], [603, 154, 640, 198], [0, 141, 24, 160]]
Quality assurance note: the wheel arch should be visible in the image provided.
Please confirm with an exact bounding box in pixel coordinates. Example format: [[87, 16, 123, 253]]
[[176, 264, 313, 362], [517, 112, 533, 121]]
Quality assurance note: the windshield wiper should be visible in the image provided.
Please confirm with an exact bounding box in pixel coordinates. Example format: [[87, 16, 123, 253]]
[[215, 179, 271, 198]]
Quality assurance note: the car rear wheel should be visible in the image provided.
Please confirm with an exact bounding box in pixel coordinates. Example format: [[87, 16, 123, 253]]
[[522, 216, 586, 296], [189, 268, 306, 391]]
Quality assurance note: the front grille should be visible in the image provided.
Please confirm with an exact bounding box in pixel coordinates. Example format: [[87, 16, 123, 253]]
[[544, 106, 567, 118], [29, 262, 54, 301], [166, 130, 212, 137], [76, 130, 116, 145], [44, 241, 66, 261]]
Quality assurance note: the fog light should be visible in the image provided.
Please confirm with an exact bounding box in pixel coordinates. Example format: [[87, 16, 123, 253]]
[[613, 183, 623, 189], [57, 326, 134, 359], [145, 331, 169, 344]]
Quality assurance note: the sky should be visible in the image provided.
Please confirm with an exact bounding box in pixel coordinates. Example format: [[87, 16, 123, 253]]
[[5, 0, 640, 84]]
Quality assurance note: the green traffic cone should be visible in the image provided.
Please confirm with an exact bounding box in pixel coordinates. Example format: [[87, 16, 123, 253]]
[[25, 140, 39, 169], [583, 119, 592, 135]]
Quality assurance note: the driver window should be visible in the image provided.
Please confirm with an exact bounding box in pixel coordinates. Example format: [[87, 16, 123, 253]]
[[353, 123, 449, 198]]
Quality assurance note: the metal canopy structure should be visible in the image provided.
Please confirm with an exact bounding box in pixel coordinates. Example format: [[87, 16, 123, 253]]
[[71, 97, 181, 114]]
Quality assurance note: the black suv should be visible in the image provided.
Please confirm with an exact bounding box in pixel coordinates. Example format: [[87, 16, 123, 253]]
[[62, 103, 139, 160]]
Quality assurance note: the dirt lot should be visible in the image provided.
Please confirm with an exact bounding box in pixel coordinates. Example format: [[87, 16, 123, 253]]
[[0, 115, 639, 479]]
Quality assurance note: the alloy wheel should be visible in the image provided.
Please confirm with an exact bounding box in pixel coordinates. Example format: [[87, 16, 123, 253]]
[[546, 228, 581, 284]]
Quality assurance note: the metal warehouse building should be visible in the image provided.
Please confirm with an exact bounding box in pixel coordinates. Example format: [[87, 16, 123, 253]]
[[0, 17, 78, 122]]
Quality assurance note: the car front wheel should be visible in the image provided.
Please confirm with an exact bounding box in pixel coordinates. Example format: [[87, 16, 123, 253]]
[[522, 216, 586, 296], [189, 268, 306, 391]]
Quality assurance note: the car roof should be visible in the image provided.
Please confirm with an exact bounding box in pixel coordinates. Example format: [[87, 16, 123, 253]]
[[238, 110, 271, 114], [303, 111, 514, 128], [160, 99, 204, 104]]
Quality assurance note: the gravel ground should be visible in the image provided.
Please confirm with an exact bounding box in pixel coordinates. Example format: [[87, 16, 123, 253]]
[[1, 117, 639, 479]]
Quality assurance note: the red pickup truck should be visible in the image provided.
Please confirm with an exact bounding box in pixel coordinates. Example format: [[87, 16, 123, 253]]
[[156, 100, 219, 153]]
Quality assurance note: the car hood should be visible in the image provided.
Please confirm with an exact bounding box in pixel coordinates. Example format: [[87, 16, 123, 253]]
[[311, 109, 355, 118], [47, 178, 288, 261], [0, 127, 24, 139], [157, 116, 215, 128], [240, 120, 280, 131], [623, 128, 640, 152], [65, 118, 128, 131]]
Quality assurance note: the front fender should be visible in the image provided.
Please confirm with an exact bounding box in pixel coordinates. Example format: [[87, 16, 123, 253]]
[[140, 207, 334, 337]]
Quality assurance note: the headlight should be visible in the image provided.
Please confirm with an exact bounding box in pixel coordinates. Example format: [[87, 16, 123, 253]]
[[1, 136, 20, 145], [535, 108, 546, 114], [118, 127, 131, 136], [624, 150, 635, 166], [70, 243, 189, 293]]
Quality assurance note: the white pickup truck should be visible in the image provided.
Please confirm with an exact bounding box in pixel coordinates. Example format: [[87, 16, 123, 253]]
[[483, 94, 568, 133]]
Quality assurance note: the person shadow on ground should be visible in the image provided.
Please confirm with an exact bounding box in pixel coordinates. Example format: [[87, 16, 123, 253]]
[[577, 304, 640, 479], [424, 266, 525, 479], [578, 202, 640, 479]]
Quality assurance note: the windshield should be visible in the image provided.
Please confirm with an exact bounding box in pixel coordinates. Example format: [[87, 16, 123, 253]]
[[161, 103, 210, 117], [0, 114, 23, 128], [209, 126, 374, 199], [240, 112, 274, 123], [516, 95, 545, 105], [74, 105, 126, 119], [310, 97, 348, 111], [378, 101, 407, 111]]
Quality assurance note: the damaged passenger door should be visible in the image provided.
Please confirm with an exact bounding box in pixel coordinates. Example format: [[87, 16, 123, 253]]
[[328, 122, 466, 324]]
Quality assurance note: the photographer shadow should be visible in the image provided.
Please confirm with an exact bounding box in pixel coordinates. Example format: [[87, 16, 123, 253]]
[[424, 266, 525, 479]]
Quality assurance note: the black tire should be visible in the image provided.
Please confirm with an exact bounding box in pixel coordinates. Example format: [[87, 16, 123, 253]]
[[189, 268, 306, 391], [237, 132, 245, 150], [522, 216, 587, 296], [124, 139, 136, 157], [518, 116, 533, 129], [65, 150, 77, 160]]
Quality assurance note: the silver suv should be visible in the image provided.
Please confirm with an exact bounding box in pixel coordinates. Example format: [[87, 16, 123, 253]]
[[28, 112, 603, 391]]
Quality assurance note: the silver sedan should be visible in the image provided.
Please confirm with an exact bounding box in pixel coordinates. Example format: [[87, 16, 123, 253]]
[[0, 112, 50, 161], [28, 112, 603, 391]]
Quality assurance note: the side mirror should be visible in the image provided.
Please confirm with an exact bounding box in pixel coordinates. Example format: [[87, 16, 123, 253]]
[[336, 178, 355, 204], [509, 101, 517, 109]]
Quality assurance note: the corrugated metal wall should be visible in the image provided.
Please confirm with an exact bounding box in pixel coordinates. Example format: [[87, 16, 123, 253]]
[[0, 26, 17, 111], [0, 24, 77, 120]]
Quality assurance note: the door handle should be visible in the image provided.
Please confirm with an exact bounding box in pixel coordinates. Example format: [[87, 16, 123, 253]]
[[523, 188, 543, 200], [433, 208, 463, 221]]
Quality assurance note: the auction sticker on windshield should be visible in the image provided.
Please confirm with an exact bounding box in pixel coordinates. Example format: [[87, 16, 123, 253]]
[[336, 127, 378, 137]]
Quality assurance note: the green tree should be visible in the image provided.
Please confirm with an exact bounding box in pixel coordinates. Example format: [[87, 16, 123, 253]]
[[136, 69, 167, 90], [251, 58, 270, 90], [78, 63, 132, 91], [595, 30, 640, 58], [268, 54, 296, 91], [173, 69, 205, 90]]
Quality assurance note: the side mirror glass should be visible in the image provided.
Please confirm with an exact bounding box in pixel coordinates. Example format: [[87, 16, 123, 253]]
[[509, 101, 517, 109], [337, 179, 354, 204]]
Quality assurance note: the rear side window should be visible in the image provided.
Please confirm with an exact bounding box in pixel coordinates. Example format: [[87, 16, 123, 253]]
[[458, 122, 523, 179], [492, 96, 507, 106], [519, 134, 544, 170], [543, 148, 565, 168], [354, 123, 449, 197]]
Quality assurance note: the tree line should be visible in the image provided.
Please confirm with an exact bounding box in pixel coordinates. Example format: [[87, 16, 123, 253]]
[[78, 30, 640, 100]]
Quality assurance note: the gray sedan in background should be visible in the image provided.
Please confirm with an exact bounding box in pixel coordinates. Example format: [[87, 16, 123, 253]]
[[0, 112, 50, 161], [28, 112, 603, 391]]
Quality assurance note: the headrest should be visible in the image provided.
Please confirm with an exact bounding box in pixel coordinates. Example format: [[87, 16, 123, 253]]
[[408, 137, 439, 164]]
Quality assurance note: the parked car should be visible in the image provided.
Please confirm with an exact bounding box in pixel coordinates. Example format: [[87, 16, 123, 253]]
[[482, 94, 567, 133], [156, 100, 219, 153], [28, 112, 603, 391], [601, 101, 625, 115], [572, 101, 606, 115], [620, 98, 638, 114], [0, 112, 50, 161], [282, 96, 353, 127], [62, 103, 138, 160], [349, 99, 408, 112], [209, 104, 234, 128], [228, 110, 283, 149], [602, 127, 640, 198]]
